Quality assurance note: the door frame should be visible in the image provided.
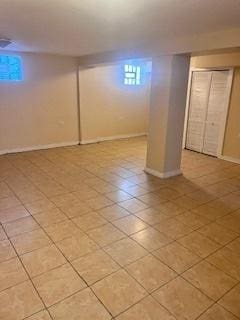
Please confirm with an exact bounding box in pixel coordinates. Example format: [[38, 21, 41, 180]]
[[182, 67, 234, 158]]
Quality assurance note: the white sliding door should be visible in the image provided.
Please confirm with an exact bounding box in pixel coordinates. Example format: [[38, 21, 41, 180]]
[[202, 71, 229, 156], [186, 70, 230, 157], [186, 71, 212, 152]]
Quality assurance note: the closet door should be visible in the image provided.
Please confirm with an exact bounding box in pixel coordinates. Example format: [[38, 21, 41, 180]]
[[186, 71, 212, 152], [202, 71, 229, 156]]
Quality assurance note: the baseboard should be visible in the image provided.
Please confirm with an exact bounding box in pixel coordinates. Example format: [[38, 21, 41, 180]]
[[144, 167, 182, 179], [0, 141, 79, 155], [80, 133, 147, 145], [218, 155, 240, 165]]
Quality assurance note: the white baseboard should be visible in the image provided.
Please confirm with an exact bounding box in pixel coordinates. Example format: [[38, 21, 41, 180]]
[[80, 133, 147, 145], [144, 167, 182, 179], [218, 155, 240, 165], [0, 141, 79, 155]]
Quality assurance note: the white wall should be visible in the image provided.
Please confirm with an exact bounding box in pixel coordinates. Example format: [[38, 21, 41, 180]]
[[79, 62, 151, 143], [0, 51, 79, 154]]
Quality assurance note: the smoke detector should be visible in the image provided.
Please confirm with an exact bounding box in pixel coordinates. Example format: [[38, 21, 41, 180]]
[[0, 38, 12, 48]]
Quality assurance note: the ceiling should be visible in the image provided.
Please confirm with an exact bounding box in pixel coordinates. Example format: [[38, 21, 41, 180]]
[[0, 0, 240, 57]]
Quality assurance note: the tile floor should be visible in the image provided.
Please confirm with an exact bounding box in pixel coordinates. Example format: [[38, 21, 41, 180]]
[[0, 136, 240, 319]]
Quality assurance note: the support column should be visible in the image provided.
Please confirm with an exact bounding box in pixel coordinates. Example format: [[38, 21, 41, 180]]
[[145, 55, 190, 178]]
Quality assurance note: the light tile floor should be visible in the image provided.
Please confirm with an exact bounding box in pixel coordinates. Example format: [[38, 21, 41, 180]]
[[0, 136, 240, 319]]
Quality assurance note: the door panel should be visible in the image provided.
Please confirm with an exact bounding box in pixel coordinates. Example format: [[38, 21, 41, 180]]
[[186, 71, 212, 152], [202, 71, 229, 156]]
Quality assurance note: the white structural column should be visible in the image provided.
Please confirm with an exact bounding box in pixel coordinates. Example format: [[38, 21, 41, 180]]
[[145, 55, 190, 178]]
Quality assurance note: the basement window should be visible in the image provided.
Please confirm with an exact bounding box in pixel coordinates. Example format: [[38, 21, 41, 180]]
[[124, 64, 141, 85], [0, 55, 22, 81]]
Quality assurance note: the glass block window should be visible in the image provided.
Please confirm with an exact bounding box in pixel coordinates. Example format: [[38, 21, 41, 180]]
[[0, 55, 23, 81], [124, 64, 141, 85]]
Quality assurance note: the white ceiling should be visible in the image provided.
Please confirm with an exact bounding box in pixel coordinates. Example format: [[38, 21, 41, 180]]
[[0, 0, 240, 57]]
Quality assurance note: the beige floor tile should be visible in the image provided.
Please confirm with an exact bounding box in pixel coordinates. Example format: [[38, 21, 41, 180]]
[[3, 216, 40, 238], [126, 254, 177, 292], [72, 212, 108, 231], [0, 225, 7, 240], [0, 182, 13, 199], [0, 196, 21, 211], [72, 188, 99, 201], [105, 190, 133, 202], [170, 182, 199, 195], [219, 284, 240, 318], [119, 198, 149, 213], [11, 228, 51, 255], [153, 277, 213, 320], [198, 223, 239, 245], [27, 310, 52, 320], [15, 188, 45, 204], [206, 247, 240, 280], [0, 239, 16, 262], [92, 269, 147, 316], [49, 287, 111, 320], [84, 195, 114, 210], [0, 281, 44, 320], [131, 227, 173, 251], [44, 220, 85, 242], [205, 181, 238, 197], [217, 211, 240, 233], [227, 237, 240, 254], [134, 207, 169, 225], [56, 234, 99, 261], [112, 215, 148, 235], [155, 218, 194, 239], [87, 223, 126, 247], [178, 232, 221, 258], [115, 295, 176, 320], [59, 202, 92, 218], [33, 263, 86, 306], [104, 237, 147, 266], [191, 203, 230, 220], [0, 257, 28, 292], [93, 183, 119, 195], [34, 208, 68, 227], [154, 201, 186, 218], [25, 198, 56, 215], [198, 304, 239, 320], [72, 250, 120, 285], [50, 193, 79, 207], [1, 136, 240, 320], [98, 204, 130, 221], [21, 244, 66, 277], [137, 193, 165, 206], [172, 196, 202, 210], [41, 186, 67, 198], [218, 194, 240, 211], [154, 242, 201, 273], [154, 187, 182, 200], [183, 261, 237, 300], [138, 181, 164, 192], [176, 211, 211, 230], [123, 185, 149, 197], [187, 190, 216, 204], [207, 198, 236, 214], [0, 205, 30, 223]]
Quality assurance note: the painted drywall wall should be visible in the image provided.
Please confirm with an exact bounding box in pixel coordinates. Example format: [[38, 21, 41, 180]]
[[191, 52, 240, 161], [79, 62, 151, 143], [223, 68, 240, 159], [0, 52, 79, 154]]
